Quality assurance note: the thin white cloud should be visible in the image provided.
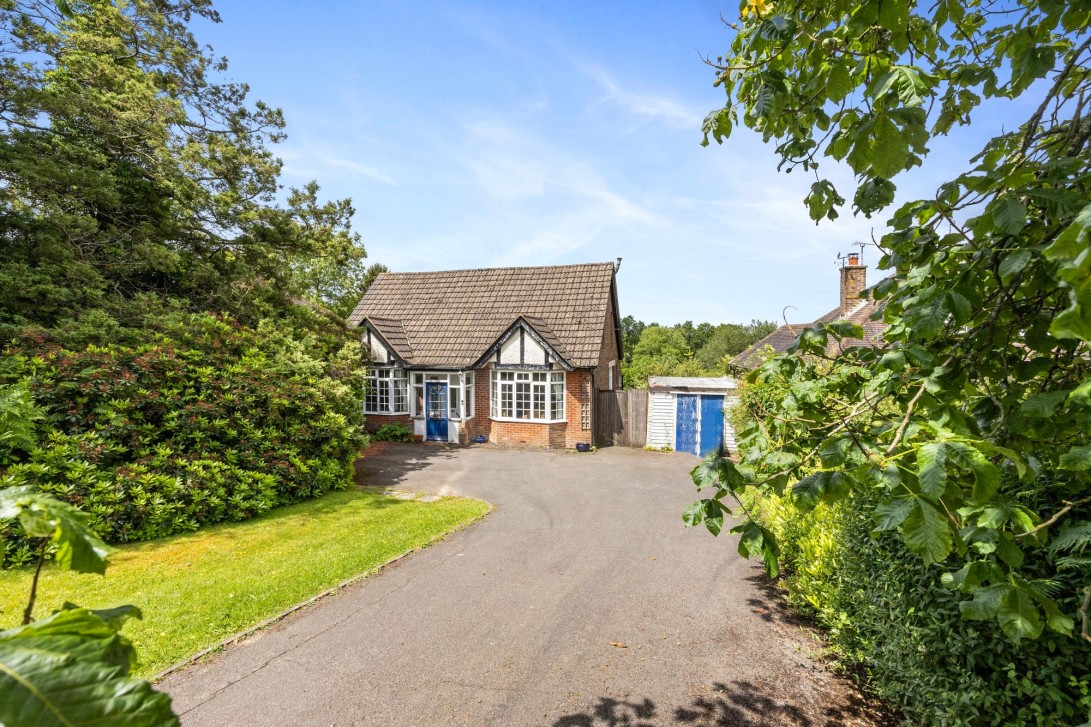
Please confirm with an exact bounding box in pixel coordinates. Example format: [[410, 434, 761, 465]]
[[279, 143, 398, 186], [583, 64, 702, 130]]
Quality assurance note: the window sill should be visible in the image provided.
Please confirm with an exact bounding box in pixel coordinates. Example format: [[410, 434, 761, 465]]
[[364, 411, 410, 416], [490, 417, 567, 424]]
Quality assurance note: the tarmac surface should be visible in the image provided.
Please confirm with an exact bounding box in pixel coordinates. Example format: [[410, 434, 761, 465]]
[[161, 443, 885, 726]]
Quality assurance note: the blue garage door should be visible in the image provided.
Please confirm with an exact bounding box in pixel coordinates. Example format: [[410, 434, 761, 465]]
[[699, 395, 725, 456], [676, 393, 725, 456], [675, 394, 699, 455]]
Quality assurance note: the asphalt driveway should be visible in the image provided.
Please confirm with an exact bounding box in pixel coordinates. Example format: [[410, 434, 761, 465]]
[[160, 444, 881, 726]]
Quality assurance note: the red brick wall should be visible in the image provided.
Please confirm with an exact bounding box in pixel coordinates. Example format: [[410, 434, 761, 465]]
[[363, 413, 415, 438]]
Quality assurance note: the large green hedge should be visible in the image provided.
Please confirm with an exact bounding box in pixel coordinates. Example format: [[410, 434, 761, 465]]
[[0, 312, 366, 566], [731, 366, 1091, 725]]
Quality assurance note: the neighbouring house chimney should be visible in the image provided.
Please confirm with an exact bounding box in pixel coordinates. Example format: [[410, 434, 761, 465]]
[[614, 257, 622, 273], [840, 253, 867, 314]]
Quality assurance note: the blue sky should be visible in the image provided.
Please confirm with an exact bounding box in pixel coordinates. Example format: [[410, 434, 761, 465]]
[[194, 1, 1029, 325]]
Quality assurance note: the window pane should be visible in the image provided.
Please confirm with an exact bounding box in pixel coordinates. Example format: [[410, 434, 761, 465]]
[[394, 371, 408, 410], [450, 385, 461, 419], [501, 382, 514, 417], [414, 385, 424, 416], [515, 382, 530, 419], [533, 383, 546, 419], [551, 382, 564, 420], [533, 372, 546, 382]]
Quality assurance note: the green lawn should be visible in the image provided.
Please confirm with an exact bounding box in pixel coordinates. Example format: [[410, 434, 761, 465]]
[[0, 488, 490, 678]]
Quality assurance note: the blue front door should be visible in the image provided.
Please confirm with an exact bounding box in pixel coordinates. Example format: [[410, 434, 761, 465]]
[[676, 394, 699, 455], [426, 382, 448, 441], [699, 395, 725, 456]]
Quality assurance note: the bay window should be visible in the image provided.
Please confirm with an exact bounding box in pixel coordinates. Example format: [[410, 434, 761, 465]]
[[490, 370, 565, 422], [365, 368, 408, 414]]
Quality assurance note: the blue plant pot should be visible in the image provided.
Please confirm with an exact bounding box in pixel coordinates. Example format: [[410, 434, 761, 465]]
[[575, 442, 591, 453], [474, 435, 488, 444]]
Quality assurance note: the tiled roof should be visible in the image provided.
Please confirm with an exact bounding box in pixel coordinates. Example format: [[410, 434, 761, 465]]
[[732, 293, 887, 370], [648, 376, 737, 393], [367, 316, 413, 361], [347, 262, 617, 368]]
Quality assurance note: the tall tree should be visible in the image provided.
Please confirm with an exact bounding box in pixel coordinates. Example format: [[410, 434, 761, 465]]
[[690, 0, 1091, 646], [0, 0, 368, 337]]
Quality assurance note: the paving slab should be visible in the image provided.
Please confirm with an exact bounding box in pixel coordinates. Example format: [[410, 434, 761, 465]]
[[160, 444, 884, 726]]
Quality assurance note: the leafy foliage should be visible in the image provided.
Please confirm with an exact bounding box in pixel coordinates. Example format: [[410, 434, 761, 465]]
[[749, 488, 1091, 725], [0, 486, 178, 725], [692, 0, 1091, 655], [372, 423, 412, 443], [1, 313, 366, 567], [0, 0, 372, 337], [689, 5, 1091, 715], [621, 318, 774, 386]]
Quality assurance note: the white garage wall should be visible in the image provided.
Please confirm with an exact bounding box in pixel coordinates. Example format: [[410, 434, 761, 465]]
[[646, 391, 676, 450], [724, 393, 740, 454]]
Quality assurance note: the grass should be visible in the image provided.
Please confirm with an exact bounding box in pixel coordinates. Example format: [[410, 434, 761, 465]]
[[0, 488, 490, 677]]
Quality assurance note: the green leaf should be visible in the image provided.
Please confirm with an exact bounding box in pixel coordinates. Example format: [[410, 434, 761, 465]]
[[998, 249, 1032, 282], [1043, 203, 1091, 341], [0, 486, 111, 574], [703, 499, 725, 536], [873, 496, 915, 531], [997, 586, 1043, 641], [871, 115, 909, 179], [760, 526, 781, 578], [951, 443, 1001, 504], [791, 471, 829, 512], [1020, 391, 1068, 418], [916, 442, 947, 497], [960, 584, 1008, 621], [0, 606, 179, 727], [991, 199, 1028, 235], [825, 63, 853, 102], [944, 292, 971, 325], [996, 533, 1024, 568], [1059, 445, 1091, 471], [737, 521, 764, 560], [1039, 598, 1075, 636], [1068, 379, 1091, 406], [690, 456, 723, 491], [682, 500, 705, 527], [902, 500, 953, 565]]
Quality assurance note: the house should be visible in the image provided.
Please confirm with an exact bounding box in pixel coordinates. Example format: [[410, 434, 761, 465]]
[[347, 261, 623, 448], [732, 252, 887, 369], [645, 376, 739, 456]]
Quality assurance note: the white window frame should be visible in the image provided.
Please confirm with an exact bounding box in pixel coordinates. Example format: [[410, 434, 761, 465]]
[[365, 367, 408, 415], [490, 369, 565, 423]]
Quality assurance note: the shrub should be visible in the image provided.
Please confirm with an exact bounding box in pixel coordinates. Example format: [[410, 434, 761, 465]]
[[0, 312, 367, 565], [372, 423, 412, 442]]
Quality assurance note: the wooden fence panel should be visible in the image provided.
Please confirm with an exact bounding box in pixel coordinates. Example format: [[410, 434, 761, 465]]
[[595, 389, 648, 448]]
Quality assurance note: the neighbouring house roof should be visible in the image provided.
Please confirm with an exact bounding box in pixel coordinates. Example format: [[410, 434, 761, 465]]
[[732, 291, 887, 370], [347, 262, 619, 369], [648, 376, 737, 393]]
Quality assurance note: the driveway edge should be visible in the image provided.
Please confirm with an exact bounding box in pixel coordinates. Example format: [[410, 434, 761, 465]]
[[151, 502, 494, 683]]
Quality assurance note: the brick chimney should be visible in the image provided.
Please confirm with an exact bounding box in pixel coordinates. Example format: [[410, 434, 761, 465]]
[[840, 253, 867, 314]]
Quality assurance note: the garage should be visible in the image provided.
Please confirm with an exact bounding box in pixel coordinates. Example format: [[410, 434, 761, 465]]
[[645, 377, 739, 456]]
